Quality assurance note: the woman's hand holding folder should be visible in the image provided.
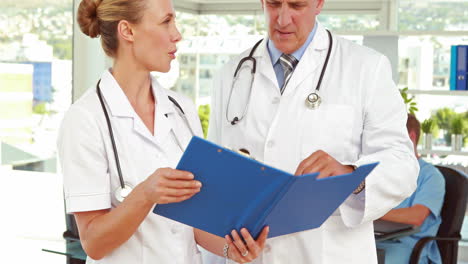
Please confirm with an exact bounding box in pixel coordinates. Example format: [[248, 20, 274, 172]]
[[195, 226, 269, 263], [141, 168, 202, 204], [225, 226, 270, 263]]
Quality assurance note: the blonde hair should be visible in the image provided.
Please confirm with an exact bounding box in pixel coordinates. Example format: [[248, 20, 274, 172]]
[[77, 0, 147, 57]]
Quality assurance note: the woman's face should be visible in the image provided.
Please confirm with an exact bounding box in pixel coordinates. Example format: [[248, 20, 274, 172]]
[[132, 0, 181, 73]]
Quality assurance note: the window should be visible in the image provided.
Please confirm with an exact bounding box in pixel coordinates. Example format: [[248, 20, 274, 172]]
[[163, 12, 264, 103], [399, 0, 468, 31], [0, 0, 72, 263], [320, 14, 381, 31], [0, 1, 72, 166]]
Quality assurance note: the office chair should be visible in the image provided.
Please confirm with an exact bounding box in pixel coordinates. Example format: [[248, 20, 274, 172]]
[[409, 165, 468, 264], [63, 210, 86, 264], [42, 203, 86, 263]]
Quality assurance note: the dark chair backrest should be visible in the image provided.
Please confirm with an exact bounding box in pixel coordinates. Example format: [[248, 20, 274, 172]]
[[435, 165, 468, 263], [62, 198, 80, 240], [64, 213, 80, 240], [63, 201, 85, 264]]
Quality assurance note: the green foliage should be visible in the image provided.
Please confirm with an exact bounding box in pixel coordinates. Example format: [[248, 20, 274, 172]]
[[430, 109, 467, 145], [451, 115, 466, 135], [421, 118, 437, 134], [433, 107, 456, 130], [198, 104, 210, 138], [33, 102, 49, 115], [51, 39, 72, 60], [399, 87, 418, 115]]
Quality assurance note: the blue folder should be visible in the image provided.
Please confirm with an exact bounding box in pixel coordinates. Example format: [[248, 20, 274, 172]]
[[153, 136, 379, 239], [456, 45, 467, 90], [450, 46, 458, 91]]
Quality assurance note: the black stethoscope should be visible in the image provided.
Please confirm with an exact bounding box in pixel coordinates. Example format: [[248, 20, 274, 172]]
[[226, 29, 333, 125], [96, 80, 193, 202]]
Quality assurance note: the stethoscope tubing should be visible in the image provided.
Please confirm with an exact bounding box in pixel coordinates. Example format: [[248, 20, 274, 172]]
[[226, 39, 263, 125], [168, 95, 195, 136], [96, 80, 193, 200], [226, 29, 333, 124], [96, 80, 126, 190], [315, 30, 333, 94]]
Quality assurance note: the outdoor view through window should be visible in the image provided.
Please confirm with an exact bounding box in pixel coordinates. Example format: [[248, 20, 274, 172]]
[[0, 0, 72, 263]]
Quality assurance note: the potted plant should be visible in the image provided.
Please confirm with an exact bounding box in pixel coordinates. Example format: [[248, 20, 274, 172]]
[[451, 115, 466, 151], [421, 118, 436, 150], [399, 87, 418, 115]]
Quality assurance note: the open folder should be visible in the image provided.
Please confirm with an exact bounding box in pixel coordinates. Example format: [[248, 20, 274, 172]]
[[153, 136, 378, 239]]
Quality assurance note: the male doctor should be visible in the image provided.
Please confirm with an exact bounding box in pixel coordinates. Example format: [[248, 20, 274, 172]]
[[207, 0, 419, 263]]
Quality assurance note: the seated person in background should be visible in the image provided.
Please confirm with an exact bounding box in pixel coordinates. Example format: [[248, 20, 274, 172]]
[[377, 114, 445, 264]]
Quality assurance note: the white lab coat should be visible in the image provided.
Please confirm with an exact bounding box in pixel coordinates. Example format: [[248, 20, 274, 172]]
[[207, 23, 419, 263], [58, 70, 203, 264]]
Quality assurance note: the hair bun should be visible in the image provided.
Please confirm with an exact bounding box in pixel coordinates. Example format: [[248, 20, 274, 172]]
[[77, 0, 101, 38]]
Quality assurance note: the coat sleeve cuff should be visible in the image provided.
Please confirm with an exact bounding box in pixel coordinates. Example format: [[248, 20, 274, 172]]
[[65, 193, 111, 213]]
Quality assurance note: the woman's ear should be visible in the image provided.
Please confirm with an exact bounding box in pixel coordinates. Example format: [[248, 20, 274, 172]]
[[117, 20, 134, 43]]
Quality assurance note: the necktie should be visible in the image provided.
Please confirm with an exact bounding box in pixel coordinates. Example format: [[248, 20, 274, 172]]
[[279, 53, 299, 94]]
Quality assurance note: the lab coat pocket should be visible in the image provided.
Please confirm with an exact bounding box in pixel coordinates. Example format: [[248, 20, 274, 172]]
[[221, 119, 250, 153], [300, 104, 355, 162], [322, 216, 375, 263]]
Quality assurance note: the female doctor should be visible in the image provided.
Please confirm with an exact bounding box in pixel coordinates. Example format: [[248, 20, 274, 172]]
[[58, 0, 268, 263]]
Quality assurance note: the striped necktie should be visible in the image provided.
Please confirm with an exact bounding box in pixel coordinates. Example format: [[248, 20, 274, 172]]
[[279, 53, 299, 94]]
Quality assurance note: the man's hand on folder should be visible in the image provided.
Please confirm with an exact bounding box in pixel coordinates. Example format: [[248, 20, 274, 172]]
[[295, 150, 354, 178], [141, 168, 202, 204], [225, 226, 269, 263]]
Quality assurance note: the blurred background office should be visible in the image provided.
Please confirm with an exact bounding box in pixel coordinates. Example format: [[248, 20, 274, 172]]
[[0, 0, 467, 263]]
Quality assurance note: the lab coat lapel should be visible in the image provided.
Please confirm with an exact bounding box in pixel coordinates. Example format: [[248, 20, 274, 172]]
[[283, 24, 330, 96], [256, 39, 281, 92], [99, 71, 174, 146], [152, 79, 176, 146], [99, 70, 137, 119], [98, 70, 151, 142]]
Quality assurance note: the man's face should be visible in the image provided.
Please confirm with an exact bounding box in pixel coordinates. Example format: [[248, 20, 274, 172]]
[[261, 0, 324, 54]]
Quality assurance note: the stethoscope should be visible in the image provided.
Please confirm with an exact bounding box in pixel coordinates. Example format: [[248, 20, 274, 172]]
[[96, 80, 194, 202], [226, 29, 333, 125]]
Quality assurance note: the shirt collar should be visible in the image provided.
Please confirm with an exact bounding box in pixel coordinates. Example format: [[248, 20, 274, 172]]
[[98, 69, 175, 118], [267, 22, 318, 65]]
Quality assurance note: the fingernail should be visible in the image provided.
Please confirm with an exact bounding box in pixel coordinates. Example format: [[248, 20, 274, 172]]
[[196, 181, 202, 187]]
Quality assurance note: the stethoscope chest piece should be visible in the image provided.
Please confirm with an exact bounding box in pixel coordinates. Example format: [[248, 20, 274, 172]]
[[115, 184, 133, 202], [305, 92, 321, 109]]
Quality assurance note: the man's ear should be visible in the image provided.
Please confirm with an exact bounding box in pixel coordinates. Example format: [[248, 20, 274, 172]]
[[409, 130, 418, 145], [259, 0, 265, 10], [117, 20, 134, 43], [315, 0, 325, 15]]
